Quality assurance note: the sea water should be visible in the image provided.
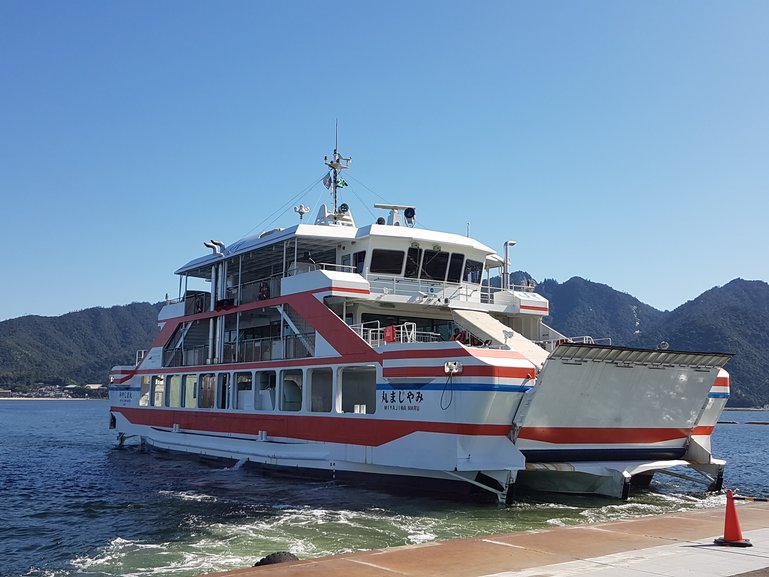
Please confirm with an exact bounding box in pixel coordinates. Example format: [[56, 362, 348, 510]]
[[1, 400, 767, 577]]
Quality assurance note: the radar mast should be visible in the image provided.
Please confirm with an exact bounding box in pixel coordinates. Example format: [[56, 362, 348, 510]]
[[324, 120, 351, 212]]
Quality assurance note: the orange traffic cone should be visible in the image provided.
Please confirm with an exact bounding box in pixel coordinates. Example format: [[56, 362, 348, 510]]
[[714, 489, 752, 547]]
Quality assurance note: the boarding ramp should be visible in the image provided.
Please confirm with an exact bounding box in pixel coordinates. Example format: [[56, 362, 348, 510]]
[[451, 309, 549, 369], [513, 344, 733, 462]]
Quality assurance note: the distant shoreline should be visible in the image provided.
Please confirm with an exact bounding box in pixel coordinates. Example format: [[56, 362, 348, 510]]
[[0, 397, 106, 401], [1, 398, 766, 408], [724, 407, 769, 412]]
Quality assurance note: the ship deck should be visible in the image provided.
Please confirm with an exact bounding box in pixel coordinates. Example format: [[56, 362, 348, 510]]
[[206, 500, 769, 577]]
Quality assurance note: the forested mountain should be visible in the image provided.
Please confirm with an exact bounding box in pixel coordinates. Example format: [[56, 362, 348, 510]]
[[535, 276, 666, 345], [1, 277, 767, 406], [529, 276, 769, 407], [628, 279, 769, 407], [0, 303, 161, 390]]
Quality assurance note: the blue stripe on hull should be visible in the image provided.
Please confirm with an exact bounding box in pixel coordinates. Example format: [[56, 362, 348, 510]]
[[377, 383, 532, 392]]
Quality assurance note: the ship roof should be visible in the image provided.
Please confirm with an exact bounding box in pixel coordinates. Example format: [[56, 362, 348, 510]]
[[175, 220, 500, 276]]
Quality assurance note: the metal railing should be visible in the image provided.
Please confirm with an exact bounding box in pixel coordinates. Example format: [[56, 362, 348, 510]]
[[350, 321, 442, 347], [364, 274, 541, 305], [240, 276, 281, 304], [163, 332, 316, 367], [536, 335, 613, 353]]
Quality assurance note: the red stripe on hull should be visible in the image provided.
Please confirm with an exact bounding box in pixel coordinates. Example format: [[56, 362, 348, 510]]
[[381, 348, 529, 361], [310, 286, 371, 295], [714, 375, 730, 388], [383, 366, 535, 379], [517, 427, 692, 444], [113, 407, 512, 446]]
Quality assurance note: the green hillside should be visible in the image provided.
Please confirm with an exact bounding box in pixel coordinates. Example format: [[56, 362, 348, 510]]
[[0, 302, 161, 390]]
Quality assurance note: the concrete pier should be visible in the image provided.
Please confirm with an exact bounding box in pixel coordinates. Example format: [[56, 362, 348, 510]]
[[206, 501, 769, 577]]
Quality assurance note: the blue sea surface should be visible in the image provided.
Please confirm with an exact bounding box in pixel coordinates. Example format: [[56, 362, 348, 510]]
[[1, 400, 767, 577]]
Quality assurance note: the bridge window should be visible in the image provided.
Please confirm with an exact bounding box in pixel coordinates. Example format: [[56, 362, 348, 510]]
[[353, 251, 366, 274], [447, 254, 464, 283], [404, 247, 421, 278], [420, 250, 449, 280], [370, 249, 404, 275], [464, 259, 483, 284]]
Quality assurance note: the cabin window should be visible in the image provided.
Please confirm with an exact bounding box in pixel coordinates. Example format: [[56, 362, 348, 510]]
[[254, 371, 276, 411], [404, 247, 422, 278], [182, 374, 197, 408], [353, 251, 366, 274], [167, 375, 182, 407], [339, 365, 377, 414], [151, 376, 165, 407], [309, 367, 333, 412], [447, 253, 464, 283], [420, 250, 449, 281], [280, 369, 303, 412], [234, 372, 253, 410], [139, 376, 151, 406], [198, 373, 216, 408], [370, 249, 404, 275], [217, 373, 230, 409], [464, 259, 483, 284]]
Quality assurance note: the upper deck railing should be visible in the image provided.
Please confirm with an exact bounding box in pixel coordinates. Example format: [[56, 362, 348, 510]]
[[365, 275, 537, 304], [536, 335, 613, 353], [162, 332, 315, 368], [350, 320, 442, 347]]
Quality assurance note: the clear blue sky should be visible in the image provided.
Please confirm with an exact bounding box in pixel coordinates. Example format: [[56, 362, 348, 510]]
[[1, 1, 767, 321]]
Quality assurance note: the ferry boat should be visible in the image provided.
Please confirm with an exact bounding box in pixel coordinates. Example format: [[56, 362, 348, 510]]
[[109, 146, 731, 502]]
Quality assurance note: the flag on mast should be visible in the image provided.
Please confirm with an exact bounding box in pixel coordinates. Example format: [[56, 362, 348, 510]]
[[323, 172, 333, 190]]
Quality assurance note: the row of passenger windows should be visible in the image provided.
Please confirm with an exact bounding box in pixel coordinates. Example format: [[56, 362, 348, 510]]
[[369, 248, 483, 283], [139, 366, 377, 414]]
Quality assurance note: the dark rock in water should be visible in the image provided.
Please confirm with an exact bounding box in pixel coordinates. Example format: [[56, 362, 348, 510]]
[[253, 551, 300, 567]]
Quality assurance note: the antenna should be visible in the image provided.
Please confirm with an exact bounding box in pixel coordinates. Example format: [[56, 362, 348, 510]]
[[324, 120, 351, 212], [294, 204, 311, 222]]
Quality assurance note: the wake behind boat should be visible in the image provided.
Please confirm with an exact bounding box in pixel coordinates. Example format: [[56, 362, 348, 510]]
[[109, 145, 731, 502]]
